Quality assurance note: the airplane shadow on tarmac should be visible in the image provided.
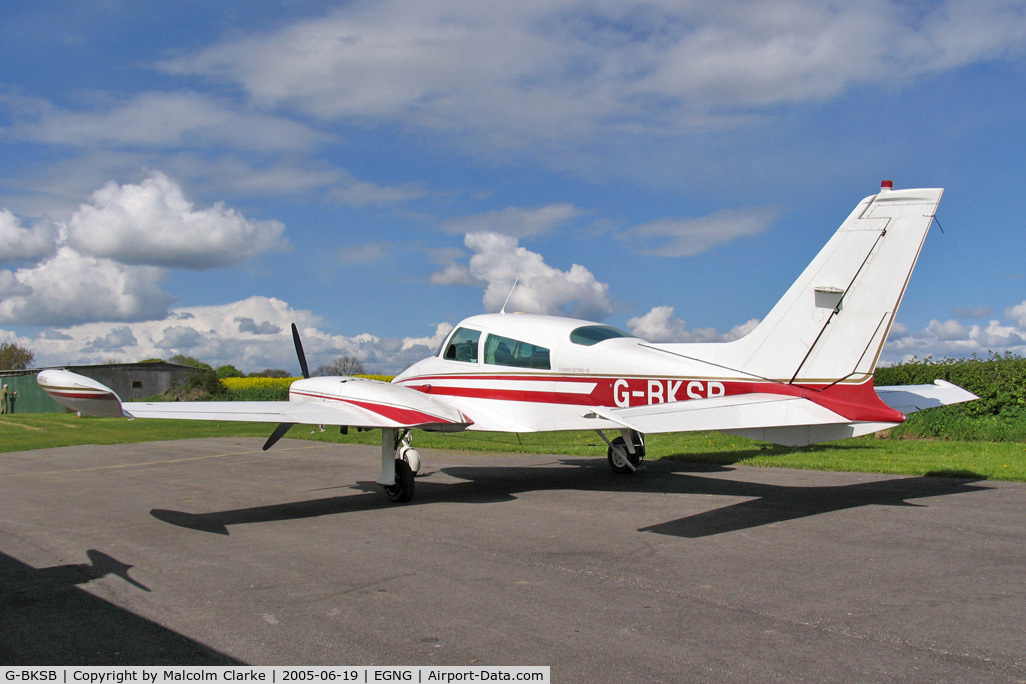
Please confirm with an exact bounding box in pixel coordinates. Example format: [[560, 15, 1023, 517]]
[[150, 457, 991, 538], [0, 549, 241, 665]]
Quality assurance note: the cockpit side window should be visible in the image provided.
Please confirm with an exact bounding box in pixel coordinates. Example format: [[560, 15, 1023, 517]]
[[441, 327, 481, 363], [569, 325, 635, 346], [484, 334, 551, 370]]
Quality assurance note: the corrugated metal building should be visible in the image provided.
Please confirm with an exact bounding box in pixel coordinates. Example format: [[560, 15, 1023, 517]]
[[0, 362, 197, 414]]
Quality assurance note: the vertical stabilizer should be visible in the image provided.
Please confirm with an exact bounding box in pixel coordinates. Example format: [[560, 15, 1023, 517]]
[[666, 183, 943, 384]]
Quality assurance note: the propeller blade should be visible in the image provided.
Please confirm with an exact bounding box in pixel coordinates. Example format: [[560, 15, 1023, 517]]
[[292, 323, 310, 379], [263, 422, 295, 451]]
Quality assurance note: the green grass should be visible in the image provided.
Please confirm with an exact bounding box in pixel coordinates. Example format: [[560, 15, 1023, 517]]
[[0, 413, 270, 451], [3, 413, 1024, 482]]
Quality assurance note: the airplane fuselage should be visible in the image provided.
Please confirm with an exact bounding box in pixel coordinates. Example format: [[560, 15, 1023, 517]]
[[382, 312, 903, 434]]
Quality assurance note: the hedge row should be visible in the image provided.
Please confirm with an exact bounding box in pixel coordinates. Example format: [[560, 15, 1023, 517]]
[[874, 352, 1026, 418], [874, 352, 1026, 441]]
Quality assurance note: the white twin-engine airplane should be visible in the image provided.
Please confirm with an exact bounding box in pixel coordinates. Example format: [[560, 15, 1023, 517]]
[[39, 182, 976, 503]]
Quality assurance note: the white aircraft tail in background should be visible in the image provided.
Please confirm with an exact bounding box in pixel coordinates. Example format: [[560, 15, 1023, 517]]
[[39, 181, 976, 502]]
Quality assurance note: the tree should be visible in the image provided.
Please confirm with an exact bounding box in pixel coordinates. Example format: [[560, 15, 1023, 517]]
[[0, 342, 34, 370], [248, 369, 292, 378], [314, 355, 365, 376], [216, 364, 244, 378]]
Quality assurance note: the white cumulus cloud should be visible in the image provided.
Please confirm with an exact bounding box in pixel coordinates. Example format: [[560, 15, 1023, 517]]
[[21, 296, 454, 374], [0, 172, 296, 328], [0, 245, 173, 327], [1006, 300, 1026, 328], [236, 317, 282, 335], [432, 232, 613, 321], [67, 171, 289, 269], [883, 314, 1026, 363], [88, 326, 138, 351], [0, 209, 58, 262], [627, 305, 759, 342]]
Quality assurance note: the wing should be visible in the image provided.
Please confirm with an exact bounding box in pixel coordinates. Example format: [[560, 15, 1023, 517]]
[[37, 369, 472, 431], [585, 393, 850, 435], [587, 379, 978, 447], [875, 379, 978, 414], [120, 400, 406, 427], [587, 393, 886, 448]]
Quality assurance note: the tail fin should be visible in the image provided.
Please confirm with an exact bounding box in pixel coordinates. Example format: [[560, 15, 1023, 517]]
[[671, 183, 943, 384]]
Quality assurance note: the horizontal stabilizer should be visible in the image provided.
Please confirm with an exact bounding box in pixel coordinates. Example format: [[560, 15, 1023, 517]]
[[876, 379, 978, 415], [585, 393, 849, 435]]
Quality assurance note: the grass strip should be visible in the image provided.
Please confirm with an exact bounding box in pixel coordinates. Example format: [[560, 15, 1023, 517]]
[[2, 414, 1023, 482]]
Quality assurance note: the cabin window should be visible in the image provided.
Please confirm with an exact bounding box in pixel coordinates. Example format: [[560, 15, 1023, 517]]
[[569, 325, 635, 346], [484, 334, 551, 370], [442, 327, 481, 363]]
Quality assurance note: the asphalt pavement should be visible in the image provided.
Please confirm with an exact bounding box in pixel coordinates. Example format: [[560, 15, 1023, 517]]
[[1, 437, 1023, 682]]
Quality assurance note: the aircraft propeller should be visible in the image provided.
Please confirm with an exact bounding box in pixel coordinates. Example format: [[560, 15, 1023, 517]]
[[292, 322, 310, 380], [262, 323, 310, 451]]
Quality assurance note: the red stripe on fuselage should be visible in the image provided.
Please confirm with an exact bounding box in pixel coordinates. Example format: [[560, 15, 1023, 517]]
[[398, 374, 904, 424]]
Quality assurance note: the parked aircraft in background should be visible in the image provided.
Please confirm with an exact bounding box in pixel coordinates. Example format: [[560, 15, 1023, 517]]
[[39, 182, 976, 503]]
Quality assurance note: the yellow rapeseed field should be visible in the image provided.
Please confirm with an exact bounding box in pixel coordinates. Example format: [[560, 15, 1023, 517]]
[[223, 375, 394, 392], [222, 377, 299, 392]]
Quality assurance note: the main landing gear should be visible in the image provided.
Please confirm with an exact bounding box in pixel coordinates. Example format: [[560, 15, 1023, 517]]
[[377, 428, 422, 503], [597, 429, 646, 474]]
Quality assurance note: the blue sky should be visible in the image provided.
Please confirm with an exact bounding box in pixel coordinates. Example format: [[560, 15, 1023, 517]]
[[2, 0, 1026, 374]]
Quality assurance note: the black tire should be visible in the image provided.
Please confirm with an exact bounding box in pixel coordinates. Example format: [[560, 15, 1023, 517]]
[[384, 458, 415, 503], [607, 435, 644, 474]]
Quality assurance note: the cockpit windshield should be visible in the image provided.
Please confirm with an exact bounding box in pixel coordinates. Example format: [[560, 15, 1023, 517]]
[[569, 325, 635, 346]]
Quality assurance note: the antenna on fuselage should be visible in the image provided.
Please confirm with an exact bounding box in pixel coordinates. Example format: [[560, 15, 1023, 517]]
[[499, 278, 519, 315]]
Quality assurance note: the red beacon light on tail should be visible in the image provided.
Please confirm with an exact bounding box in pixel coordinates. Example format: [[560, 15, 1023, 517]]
[[880, 179, 894, 191]]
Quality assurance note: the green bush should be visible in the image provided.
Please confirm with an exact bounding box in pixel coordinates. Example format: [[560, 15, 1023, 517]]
[[876, 353, 1026, 441], [186, 369, 229, 399], [875, 352, 1026, 417]]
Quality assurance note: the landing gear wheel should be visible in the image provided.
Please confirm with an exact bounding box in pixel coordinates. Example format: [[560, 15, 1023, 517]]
[[607, 436, 644, 474], [384, 458, 415, 503]]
